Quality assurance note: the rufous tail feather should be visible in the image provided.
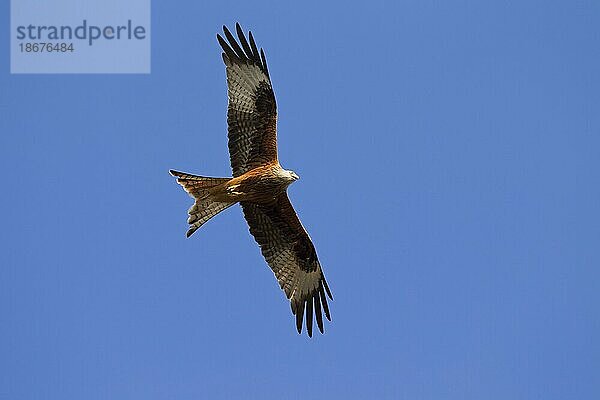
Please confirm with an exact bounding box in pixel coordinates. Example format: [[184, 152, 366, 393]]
[[170, 170, 235, 237]]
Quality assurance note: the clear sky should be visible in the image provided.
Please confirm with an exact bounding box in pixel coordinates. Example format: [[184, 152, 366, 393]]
[[1, 1, 599, 399]]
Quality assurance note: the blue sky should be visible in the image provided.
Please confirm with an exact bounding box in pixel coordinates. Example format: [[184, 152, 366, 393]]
[[1, 1, 599, 399]]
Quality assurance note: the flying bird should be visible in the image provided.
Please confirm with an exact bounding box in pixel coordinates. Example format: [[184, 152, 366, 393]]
[[170, 23, 332, 337]]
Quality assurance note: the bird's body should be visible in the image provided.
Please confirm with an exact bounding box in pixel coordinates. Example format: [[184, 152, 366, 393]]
[[221, 163, 297, 202], [172, 162, 296, 208], [170, 24, 332, 337]]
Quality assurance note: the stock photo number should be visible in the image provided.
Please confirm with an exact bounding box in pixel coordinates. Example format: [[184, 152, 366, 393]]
[[19, 43, 74, 53]]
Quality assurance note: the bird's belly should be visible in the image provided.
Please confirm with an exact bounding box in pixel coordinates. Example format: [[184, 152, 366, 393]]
[[224, 175, 287, 203]]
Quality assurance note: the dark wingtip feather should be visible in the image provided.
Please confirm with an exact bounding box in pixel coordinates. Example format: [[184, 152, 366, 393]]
[[314, 294, 324, 333], [222, 24, 231, 36], [235, 22, 244, 37], [260, 48, 269, 76], [222, 25, 245, 59], [248, 31, 260, 62], [217, 33, 236, 62], [322, 276, 333, 300], [218, 24, 270, 78], [295, 301, 305, 334], [236, 23, 254, 61], [319, 284, 331, 321], [216, 34, 228, 52], [306, 298, 314, 337]]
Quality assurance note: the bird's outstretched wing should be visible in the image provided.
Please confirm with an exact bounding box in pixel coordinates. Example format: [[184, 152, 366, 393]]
[[218, 23, 278, 177], [241, 194, 333, 337]]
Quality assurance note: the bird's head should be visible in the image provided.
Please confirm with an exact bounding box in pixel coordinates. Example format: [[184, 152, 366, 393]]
[[287, 170, 300, 182]]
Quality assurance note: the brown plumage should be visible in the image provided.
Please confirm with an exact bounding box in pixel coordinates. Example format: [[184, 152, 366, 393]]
[[170, 23, 332, 337]]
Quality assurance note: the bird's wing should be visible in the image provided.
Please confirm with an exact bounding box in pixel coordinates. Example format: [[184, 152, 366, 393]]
[[218, 24, 278, 177], [240, 193, 333, 337]]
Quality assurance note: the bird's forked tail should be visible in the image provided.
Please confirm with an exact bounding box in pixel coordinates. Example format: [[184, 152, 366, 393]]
[[169, 170, 235, 237]]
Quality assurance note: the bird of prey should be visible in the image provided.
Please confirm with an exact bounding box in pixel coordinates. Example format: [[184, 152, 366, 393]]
[[170, 23, 332, 337]]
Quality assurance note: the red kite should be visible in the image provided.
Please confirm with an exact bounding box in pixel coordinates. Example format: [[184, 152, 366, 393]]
[[170, 24, 332, 337]]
